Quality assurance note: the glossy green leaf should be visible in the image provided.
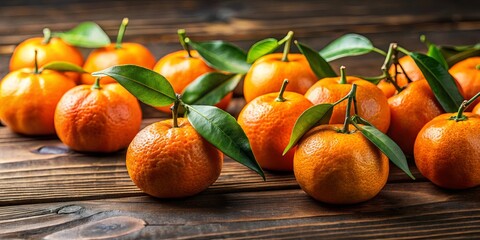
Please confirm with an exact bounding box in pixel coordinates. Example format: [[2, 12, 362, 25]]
[[188, 40, 251, 74], [55, 22, 110, 48], [41, 61, 87, 73], [92, 65, 176, 107], [353, 122, 415, 180], [296, 41, 337, 79], [410, 52, 463, 112], [427, 45, 448, 69], [283, 103, 334, 155], [186, 105, 265, 179], [319, 34, 374, 62], [246, 38, 279, 63], [182, 73, 242, 105]]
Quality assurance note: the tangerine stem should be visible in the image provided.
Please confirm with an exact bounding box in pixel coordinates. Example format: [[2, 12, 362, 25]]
[[116, 18, 129, 49], [454, 91, 480, 121], [381, 43, 404, 93], [420, 35, 432, 48], [372, 47, 387, 56], [275, 79, 289, 102], [34, 49, 39, 74], [476, 64, 480, 70], [341, 84, 358, 133], [178, 29, 192, 58], [42, 28, 52, 45], [339, 66, 347, 84], [92, 77, 102, 90], [171, 94, 181, 128], [381, 43, 397, 73], [281, 31, 294, 62], [396, 46, 411, 56], [397, 61, 413, 83]]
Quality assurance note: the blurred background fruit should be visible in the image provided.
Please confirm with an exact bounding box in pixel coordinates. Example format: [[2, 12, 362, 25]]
[[82, 18, 155, 85]]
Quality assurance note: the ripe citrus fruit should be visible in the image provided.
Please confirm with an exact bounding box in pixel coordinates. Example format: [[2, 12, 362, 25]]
[[0, 68, 76, 135], [54, 78, 142, 152], [414, 112, 480, 189], [387, 80, 444, 155], [126, 118, 223, 198], [243, 52, 317, 103], [449, 57, 480, 102], [304, 72, 390, 133], [238, 80, 313, 171], [378, 55, 424, 98], [294, 124, 389, 204], [10, 32, 84, 83], [82, 18, 155, 85], [153, 50, 232, 113]]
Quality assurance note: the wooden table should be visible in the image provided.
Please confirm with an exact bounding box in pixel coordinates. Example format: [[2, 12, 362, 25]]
[[1, 0, 479, 238]]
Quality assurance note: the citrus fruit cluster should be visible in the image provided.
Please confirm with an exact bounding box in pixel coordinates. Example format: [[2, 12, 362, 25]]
[[1, 19, 479, 202]]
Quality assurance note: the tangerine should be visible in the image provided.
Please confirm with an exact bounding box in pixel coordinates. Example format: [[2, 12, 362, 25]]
[[294, 124, 389, 204], [304, 68, 390, 133], [153, 49, 232, 113], [238, 80, 313, 171], [82, 18, 155, 85], [414, 112, 480, 189], [54, 78, 142, 152], [244, 53, 317, 103], [126, 118, 223, 198], [387, 80, 444, 155], [10, 29, 84, 83], [0, 65, 76, 135], [449, 57, 480, 101]]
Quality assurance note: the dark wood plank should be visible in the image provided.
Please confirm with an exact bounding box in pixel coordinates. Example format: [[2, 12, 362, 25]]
[[0, 182, 479, 239]]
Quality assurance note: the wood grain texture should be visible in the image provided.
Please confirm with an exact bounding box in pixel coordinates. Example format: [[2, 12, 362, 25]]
[[0, 0, 479, 238], [0, 183, 479, 239], [0, 120, 423, 207]]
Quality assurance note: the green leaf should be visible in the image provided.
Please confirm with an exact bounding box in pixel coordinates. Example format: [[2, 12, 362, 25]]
[[41, 61, 87, 73], [353, 123, 415, 180], [355, 74, 385, 85], [182, 73, 242, 106], [92, 65, 176, 107], [246, 38, 279, 63], [187, 40, 251, 74], [295, 41, 337, 79], [427, 45, 449, 69], [283, 103, 334, 155], [55, 22, 111, 48], [186, 105, 265, 179], [445, 47, 480, 67], [409, 52, 463, 112], [319, 34, 374, 62]]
